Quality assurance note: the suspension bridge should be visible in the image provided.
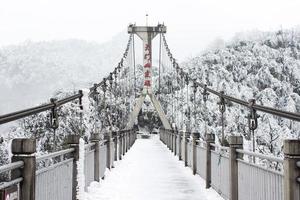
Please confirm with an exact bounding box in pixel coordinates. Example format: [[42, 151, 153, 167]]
[[0, 23, 300, 200]]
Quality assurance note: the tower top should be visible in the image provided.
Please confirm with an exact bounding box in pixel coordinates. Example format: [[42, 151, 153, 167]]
[[127, 24, 167, 34]]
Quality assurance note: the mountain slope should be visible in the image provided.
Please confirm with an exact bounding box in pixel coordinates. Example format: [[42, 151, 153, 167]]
[[0, 31, 128, 114], [180, 29, 300, 156]]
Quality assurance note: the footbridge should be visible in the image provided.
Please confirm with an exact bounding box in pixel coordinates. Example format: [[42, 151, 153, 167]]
[[0, 23, 300, 200]]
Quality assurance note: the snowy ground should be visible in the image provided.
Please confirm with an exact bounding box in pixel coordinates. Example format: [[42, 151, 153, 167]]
[[85, 135, 224, 200]]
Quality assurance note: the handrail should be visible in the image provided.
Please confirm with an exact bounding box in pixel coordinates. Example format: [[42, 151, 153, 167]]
[[203, 84, 300, 122], [210, 143, 229, 151], [84, 143, 96, 150], [236, 149, 283, 163], [0, 177, 23, 190], [0, 92, 83, 125], [36, 148, 75, 162], [0, 161, 24, 173], [36, 158, 74, 175]]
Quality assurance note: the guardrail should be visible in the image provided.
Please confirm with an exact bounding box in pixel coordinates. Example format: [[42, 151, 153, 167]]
[[160, 128, 300, 200], [0, 130, 137, 200], [0, 91, 83, 125]]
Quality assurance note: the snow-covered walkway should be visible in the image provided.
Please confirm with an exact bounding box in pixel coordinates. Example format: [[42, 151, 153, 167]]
[[85, 135, 223, 200]]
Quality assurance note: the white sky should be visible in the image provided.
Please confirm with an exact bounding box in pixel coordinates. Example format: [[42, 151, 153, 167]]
[[1, 0, 300, 60]]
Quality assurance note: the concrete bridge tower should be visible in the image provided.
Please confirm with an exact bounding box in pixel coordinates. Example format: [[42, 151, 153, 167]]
[[126, 24, 171, 130]]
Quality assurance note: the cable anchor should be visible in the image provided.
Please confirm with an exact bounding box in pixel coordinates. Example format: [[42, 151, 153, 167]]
[[248, 99, 259, 131], [217, 91, 226, 113], [202, 84, 209, 102], [49, 98, 59, 130]]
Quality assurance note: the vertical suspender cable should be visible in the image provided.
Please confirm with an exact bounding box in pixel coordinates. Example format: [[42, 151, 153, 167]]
[[132, 34, 136, 98], [158, 33, 162, 94]]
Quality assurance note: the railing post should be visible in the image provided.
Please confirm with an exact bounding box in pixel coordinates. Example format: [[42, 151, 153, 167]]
[[66, 135, 80, 200], [284, 139, 300, 200], [163, 129, 166, 145], [174, 129, 177, 155], [163, 129, 165, 144], [128, 130, 131, 149], [167, 130, 170, 149], [205, 133, 215, 188], [169, 130, 171, 150], [165, 129, 167, 145], [171, 130, 174, 152], [11, 138, 36, 200], [113, 131, 118, 161], [123, 131, 126, 156], [184, 131, 191, 167], [192, 132, 200, 175], [104, 130, 112, 169], [90, 133, 100, 182], [126, 131, 129, 152], [229, 135, 243, 200], [130, 130, 133, 147], [119, 131, 122, 160], [178, 130, 182, 160]]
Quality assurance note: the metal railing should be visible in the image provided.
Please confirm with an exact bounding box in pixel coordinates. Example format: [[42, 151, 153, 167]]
[[0, 130, 136, 200], [0, 161, 24, 190], [0, 91, 83, 125], [160, 129, 299, 200], [36, 148, 75, 200]]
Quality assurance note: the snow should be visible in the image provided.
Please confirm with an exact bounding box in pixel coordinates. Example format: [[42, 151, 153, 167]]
[[77, 138, 86, 200], [85, 136, 223, 200]]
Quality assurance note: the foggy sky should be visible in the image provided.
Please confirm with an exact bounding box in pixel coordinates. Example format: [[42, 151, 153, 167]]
[[1, 0, 300, 60]]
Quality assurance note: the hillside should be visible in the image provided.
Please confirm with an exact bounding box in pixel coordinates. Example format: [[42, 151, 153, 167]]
[[180, 29, 300, 156], [0, 31, 128, 114]]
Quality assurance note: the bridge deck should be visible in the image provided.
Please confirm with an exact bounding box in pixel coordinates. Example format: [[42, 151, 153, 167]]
[[85, 135, 223, 200]]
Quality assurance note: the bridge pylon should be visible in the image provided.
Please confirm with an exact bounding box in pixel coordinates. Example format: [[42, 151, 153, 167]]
[[126, 24, 172, 130]]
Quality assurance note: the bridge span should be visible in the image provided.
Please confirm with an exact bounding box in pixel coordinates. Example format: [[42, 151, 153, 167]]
[[85, 135, 222, 200]]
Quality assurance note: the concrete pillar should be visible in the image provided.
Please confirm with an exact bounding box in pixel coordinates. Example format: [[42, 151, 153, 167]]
[[284, 139, 300, 200], [178, 130, 183, 160], [104, 131, 112, 169], [90, 133, 100, 182], [184, 131, 191, 167], [205, 133, 215, 189], [192, 132, 200, 175], [66, 135, 80, 200], [229, 135, 243, 200], [11, 139, 36, 200]]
